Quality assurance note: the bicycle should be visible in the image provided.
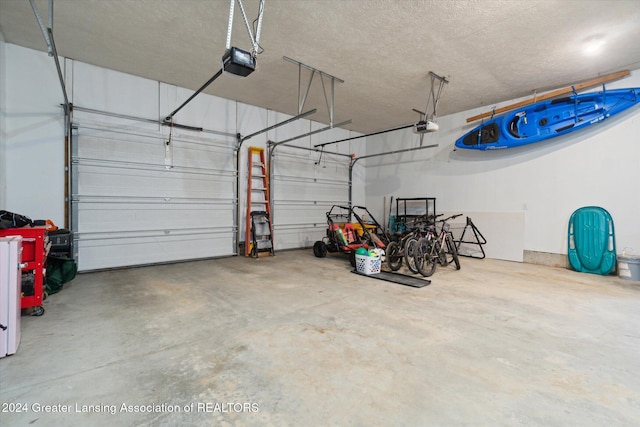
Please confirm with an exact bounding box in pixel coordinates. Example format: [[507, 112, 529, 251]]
[[386, 214, 439, 273], [414, 214, 462, 277]]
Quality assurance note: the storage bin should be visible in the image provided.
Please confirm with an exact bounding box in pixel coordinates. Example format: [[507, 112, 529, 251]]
[[355, 254, 381, 275], [618, 254, 640, 281]]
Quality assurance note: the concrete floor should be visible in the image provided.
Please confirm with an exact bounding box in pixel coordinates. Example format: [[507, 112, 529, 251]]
[[1, 249, 640, 426]]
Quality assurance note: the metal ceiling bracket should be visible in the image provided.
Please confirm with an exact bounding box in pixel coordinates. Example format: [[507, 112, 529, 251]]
[[414, 71, 449, 145], [420, 71, 449, 124], [29, 0, 53, 56], [283, 56, 344, 127], [227, 0, 265, 57]]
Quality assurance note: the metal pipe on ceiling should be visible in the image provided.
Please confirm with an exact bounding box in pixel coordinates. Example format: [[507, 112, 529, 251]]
[[315, 123, 414, 148], [165, 68, 224, 121], [270, 119, 353, 148], [240, 109, 317, 143], [351, 144, 438, 163]]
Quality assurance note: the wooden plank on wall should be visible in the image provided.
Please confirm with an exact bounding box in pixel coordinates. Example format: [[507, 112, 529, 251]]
[[466, 70, 630, 123]]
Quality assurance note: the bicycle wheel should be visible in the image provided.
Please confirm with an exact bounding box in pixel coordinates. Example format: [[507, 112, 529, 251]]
[[445, 233, 461, 270], [386, 241, 402, 271], [404, 238, 419, 274], [437, 237, 449, 266], [415, 237, 437, 277], [413, 238, 425, 272]]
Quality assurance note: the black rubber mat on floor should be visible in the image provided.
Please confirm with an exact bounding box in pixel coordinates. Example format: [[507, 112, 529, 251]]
[[351, 270, 431, 288]]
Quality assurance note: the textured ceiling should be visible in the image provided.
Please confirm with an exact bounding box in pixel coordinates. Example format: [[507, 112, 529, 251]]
[[2, 0, 640, 134]]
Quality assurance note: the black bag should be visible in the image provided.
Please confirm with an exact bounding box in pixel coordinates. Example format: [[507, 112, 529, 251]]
[[0, 210, 33, 229]]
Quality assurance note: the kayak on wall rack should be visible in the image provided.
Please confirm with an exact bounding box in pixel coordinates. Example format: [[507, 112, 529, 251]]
[[455, 87, 640, 151]]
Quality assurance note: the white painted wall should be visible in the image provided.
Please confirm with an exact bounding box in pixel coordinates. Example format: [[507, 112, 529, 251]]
[[3, 44, 66, 224], [364, 69, 640, 261]]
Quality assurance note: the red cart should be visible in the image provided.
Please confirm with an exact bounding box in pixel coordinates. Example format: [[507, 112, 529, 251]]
[[0, 226, 48, 315]]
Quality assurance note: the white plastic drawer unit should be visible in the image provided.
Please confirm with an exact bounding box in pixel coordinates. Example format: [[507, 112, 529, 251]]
[[0, 236, 22, 358]]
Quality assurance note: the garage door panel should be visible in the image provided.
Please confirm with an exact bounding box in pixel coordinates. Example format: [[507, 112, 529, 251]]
[[274, 158, 349, 181], [77, 164, 233, 199], [77, 134, 163, 163], [273, 183, 346, 204], [272, 206, 330, 226], [274, 224, 326, 250], [271, 146, 350, 250], [77, 202, 234, 234], [77, 230, 233, 271], [73, 118, 236, 271], [171, 139, 235, 170], [77, 133, 234, 171]]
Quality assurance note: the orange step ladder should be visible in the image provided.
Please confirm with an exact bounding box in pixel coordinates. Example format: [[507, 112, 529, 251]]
[[245, 146, 274, 257]]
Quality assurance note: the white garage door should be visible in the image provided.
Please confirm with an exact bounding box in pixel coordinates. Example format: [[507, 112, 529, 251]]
[[270, 143, 352, 250], [71, 110, 237, 271]]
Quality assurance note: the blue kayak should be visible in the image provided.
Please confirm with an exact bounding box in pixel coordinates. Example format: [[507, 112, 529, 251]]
[[455, 87, 640, 150]]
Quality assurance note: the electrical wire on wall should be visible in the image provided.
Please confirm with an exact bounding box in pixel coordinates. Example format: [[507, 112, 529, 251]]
[[165, 118, 174, 170]]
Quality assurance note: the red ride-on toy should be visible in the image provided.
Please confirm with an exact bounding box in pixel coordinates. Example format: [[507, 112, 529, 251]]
[[313, 205, 370, 267], [350, 205, 390, 250]]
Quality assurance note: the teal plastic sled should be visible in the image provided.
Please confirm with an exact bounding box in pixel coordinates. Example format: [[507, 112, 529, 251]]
[[568, 206, 616, 275]]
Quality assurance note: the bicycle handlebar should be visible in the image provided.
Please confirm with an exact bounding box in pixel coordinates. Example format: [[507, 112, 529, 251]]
[[437, 213, 463, 223]]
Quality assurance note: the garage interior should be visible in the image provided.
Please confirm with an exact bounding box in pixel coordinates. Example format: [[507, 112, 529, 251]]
[[1, 0, 640, 425]]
